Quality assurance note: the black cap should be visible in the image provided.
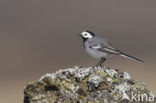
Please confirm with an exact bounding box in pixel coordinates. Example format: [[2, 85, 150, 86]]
[[86, 30, 96, 36]]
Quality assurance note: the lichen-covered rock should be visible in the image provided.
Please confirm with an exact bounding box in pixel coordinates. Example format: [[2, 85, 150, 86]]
[[24, 66, 155, 103]]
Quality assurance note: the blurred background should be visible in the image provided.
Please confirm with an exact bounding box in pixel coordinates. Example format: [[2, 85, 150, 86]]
[[0, 0, 156, 103]]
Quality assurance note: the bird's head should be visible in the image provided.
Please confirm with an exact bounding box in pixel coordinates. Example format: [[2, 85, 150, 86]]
[[79, 31, 95, 41]]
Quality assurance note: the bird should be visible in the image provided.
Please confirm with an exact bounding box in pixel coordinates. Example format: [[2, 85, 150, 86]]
[[79, 30, 144, 66]]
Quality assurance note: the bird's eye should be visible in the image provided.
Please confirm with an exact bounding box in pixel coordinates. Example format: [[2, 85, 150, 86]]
[[85, 34, 87, 36]]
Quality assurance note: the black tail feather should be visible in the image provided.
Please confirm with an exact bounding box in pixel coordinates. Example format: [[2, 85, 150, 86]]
[[120, 52, 144, 63]]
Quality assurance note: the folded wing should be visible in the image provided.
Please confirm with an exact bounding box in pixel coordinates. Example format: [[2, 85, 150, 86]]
[[89, 42, 120, 54]]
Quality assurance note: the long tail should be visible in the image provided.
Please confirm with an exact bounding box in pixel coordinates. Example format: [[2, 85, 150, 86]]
[[120, 52, 144, 63]]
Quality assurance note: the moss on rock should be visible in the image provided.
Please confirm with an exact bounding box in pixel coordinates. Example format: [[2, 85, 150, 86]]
[[24, 66, 155, 103]]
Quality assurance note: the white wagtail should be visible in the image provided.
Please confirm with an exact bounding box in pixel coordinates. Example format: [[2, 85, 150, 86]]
[[79, 30, 144, 66]]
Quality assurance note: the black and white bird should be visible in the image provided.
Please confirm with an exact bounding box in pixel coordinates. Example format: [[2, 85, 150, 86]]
[[79, 30, 144, 66]]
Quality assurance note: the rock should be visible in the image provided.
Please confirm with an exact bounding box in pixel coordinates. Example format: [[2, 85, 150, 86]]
[[24, 66, 155, 103]]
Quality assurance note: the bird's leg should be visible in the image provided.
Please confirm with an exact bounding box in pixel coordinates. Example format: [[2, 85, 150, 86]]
[[96, 58, 103, 67], [96, 57, 106, 67], [99, 58, 106, 66]]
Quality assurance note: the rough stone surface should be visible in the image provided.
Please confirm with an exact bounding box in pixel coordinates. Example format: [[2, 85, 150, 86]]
[[24, 66, 155, 103]]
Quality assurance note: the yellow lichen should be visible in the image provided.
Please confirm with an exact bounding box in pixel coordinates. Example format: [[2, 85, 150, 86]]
[[97, 69, 107, 77]]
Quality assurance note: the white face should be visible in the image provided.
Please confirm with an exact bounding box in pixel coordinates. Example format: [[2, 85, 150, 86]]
[[81, 31, 93, 39]]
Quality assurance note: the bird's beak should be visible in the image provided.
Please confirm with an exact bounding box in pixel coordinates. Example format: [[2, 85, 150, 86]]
[[77, 34, 81, 37]]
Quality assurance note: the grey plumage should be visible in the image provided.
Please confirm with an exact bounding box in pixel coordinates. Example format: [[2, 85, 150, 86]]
[[79, 31, 144, 66]]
